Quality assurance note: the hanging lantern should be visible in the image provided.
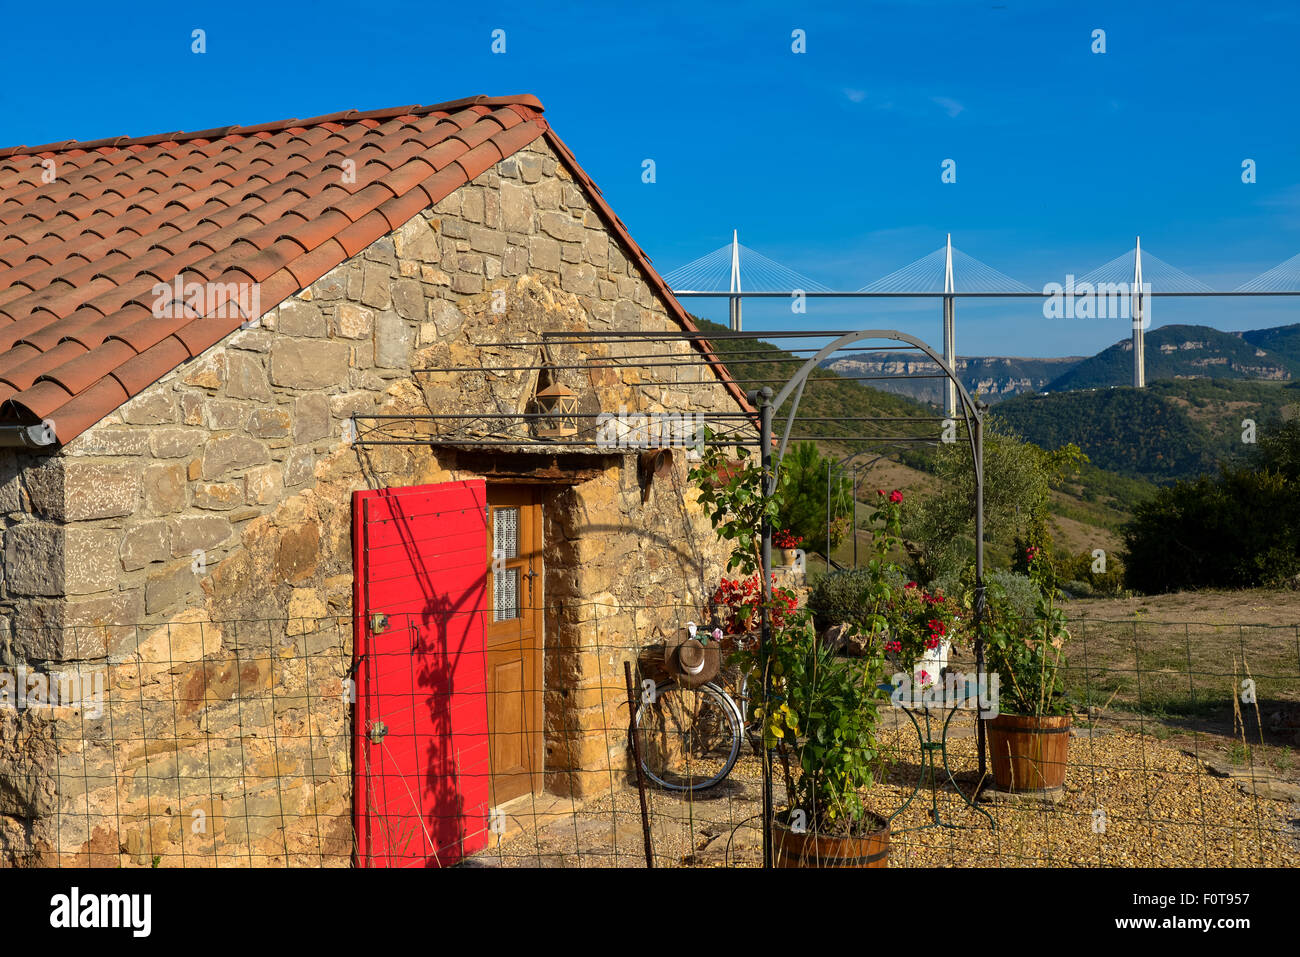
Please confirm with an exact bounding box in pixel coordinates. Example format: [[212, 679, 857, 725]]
[[535, 380, 579, 438]]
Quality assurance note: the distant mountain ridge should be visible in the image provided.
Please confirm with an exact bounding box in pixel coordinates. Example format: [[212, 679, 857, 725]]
[[825, 322, 1300, 404], [993, 377, 1300, 483], [825, 353, 1084, 405], [1241, 323, 1300, 369], [1045, 323, 1300, 391]]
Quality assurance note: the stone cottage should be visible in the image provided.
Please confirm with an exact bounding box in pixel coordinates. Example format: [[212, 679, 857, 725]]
[[0, 94, 756, 866]]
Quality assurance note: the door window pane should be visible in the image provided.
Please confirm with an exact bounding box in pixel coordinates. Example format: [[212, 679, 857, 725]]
[[494, 508, 519, 559], [494, 566, 520, 622]]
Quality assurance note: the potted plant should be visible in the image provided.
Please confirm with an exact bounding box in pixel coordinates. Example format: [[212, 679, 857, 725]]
[[742, 610, 891, 867], [884, 580, 965, 692], [773, 528, 803, 567], [733, 489, 909, 867], [690, 444, 901, 866], [982, 545, 1072, 793]]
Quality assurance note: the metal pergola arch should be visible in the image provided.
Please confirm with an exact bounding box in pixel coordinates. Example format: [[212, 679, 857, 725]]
[[747, 328, 989, 867]]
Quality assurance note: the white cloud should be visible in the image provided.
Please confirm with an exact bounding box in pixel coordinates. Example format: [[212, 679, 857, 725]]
[[931, 96, 965, 118]]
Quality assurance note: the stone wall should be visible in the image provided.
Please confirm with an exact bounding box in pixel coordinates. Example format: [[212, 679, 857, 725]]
[[0, 137, 753, 865]]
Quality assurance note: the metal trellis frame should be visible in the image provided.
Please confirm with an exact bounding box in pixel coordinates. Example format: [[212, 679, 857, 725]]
[[357, 325, 988, 867]]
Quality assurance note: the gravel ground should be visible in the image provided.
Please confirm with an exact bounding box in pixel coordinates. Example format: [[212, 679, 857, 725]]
[[468, 713, 1300, 868]]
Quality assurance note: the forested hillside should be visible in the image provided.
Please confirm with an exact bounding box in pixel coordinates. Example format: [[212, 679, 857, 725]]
[[993, 379, 1300, 482], [1045, 324, 1297, 391]]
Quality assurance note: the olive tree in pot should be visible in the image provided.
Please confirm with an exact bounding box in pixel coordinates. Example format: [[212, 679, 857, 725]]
[[982, 545, 1073, 794], [730, 488, 906, 867], [739, 610, 891, 866]]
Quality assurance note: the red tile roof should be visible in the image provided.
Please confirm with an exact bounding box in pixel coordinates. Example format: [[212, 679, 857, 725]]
[[0, 94, 750, 446]]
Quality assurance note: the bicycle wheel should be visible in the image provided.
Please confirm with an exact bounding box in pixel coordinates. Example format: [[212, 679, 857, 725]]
[[717, 664, 764, 757], [635, 681, 742, 792]]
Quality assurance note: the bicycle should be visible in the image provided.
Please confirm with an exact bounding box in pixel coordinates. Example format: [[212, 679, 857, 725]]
[[633, 651, 762, 793]]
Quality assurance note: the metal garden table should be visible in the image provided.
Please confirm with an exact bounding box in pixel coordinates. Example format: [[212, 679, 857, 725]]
[[880, 678, 995, 834]]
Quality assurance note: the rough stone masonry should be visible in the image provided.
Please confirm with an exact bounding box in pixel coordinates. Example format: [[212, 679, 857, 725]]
[[0, 137, 752, 866]]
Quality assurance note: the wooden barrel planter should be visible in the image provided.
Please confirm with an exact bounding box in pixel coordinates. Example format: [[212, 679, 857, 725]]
[[773, 810, 890, 868], [986, 714, 1070, 793]]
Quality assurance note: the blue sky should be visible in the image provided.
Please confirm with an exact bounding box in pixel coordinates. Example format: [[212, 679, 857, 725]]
[[3, 0, 1297, 356]]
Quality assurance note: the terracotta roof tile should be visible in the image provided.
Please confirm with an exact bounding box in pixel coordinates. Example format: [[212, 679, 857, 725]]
[[335, 209, 393, 258], [9, 377, 75, 420], [0, 94, 751, 444], [109, 337, 191, 396], [0, 312, 69, 352], [375, 190, 431, 234], [37, 376, 130, 443], [284, 239, 346, 290], [37, 340, 131, 395], [0, 342, 45, 381]]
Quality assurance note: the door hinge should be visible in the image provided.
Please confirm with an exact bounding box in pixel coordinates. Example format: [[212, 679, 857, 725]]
[[368, 720, 388, 744], [370, 613, 389, 634]]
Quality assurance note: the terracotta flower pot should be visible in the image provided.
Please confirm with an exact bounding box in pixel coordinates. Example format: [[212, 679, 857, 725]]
[[986, 713, 1070, 793], [772, 810, 890, 868], [781, 547, 798, 566]]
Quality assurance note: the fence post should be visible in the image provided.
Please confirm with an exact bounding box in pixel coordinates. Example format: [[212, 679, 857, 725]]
[[759, 387, 775, 869], [973, 405, 988, 782], [623, 661, 654, 868]]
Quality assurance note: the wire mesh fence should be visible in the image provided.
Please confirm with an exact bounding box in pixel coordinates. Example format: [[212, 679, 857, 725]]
[[1, 608, 1296, 868]]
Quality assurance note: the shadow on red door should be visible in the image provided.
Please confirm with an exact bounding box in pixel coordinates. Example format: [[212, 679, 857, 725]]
[[352, 479, 490, 867]]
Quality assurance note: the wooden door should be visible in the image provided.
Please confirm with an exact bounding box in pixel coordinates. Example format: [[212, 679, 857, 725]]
[[485, 486, 544, 805]]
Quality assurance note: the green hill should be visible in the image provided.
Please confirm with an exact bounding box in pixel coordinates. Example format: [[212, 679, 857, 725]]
[[1242, 322, 1300, 370], [993, 378, 1300, 482], [1045, 324, 1295, 391], [992, 388, 1213, 481], [694, 318, 938, 449], [697, 319, 1155, 560]]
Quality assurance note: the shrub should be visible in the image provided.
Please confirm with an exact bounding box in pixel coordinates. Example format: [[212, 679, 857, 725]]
[[930, 567, 1041, 621], [1122, 467, 1300, 592], [902, 419, 1086, 585], [809, 565, 907, 629], [775, 441, 853, 557], [1056, 549, 1126, 597]]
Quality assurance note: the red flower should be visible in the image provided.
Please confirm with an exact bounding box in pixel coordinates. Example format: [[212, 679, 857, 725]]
[[877, 489, 886, 497], [889, 490, 903, 504], [905, 582, 917, 590]]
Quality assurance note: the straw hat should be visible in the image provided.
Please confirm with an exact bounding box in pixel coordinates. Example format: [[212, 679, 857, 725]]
[[663, 625, 720, 687]]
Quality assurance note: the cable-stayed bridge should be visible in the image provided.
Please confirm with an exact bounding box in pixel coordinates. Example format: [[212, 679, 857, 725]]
[[663, 231, 1300, 414]]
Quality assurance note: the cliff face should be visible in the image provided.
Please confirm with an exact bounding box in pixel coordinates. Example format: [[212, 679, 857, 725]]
[[1050, 325, 1297, 391], [826, 353, 1083, 405]]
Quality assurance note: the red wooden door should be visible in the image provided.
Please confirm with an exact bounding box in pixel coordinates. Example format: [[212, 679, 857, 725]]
[[352, 480, 490, 867]]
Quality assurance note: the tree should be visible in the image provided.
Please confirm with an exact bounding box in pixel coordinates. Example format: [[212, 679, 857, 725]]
[[1122, 417, 1300, 592], [774, 442, 852, 557], [903, 419, 1086, 584]]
